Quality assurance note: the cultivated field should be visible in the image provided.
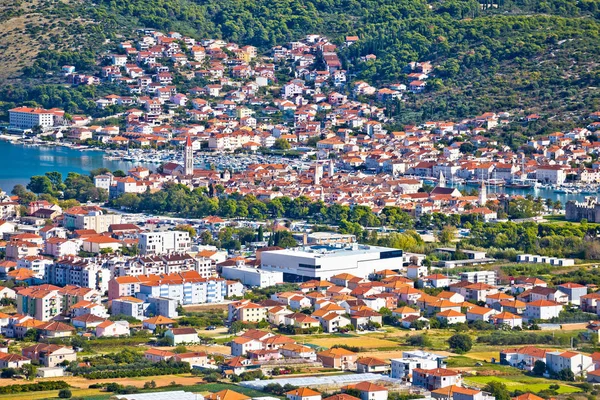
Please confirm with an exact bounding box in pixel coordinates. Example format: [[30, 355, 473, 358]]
[[464, 375, 581, 394], [306, 336, 400, 349]]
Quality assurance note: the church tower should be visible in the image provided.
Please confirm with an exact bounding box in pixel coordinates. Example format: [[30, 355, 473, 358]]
[[438, 171, 446, 188], [184, 136, 194, 176], [478, 180, 487, 206]]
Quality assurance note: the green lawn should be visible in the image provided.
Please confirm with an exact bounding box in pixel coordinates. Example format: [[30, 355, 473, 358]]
[[464, 375, 581, 394]]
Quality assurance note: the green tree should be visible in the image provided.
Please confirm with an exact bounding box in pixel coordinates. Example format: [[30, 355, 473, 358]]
[[532, 360, 546, 376], [448, 333, 472, 354], [175, 224, 197, 238], [483, 381, 511, 400], [273, 138, 291, 150], [27, 175, 54, 195], [58, 389, 72, 399]]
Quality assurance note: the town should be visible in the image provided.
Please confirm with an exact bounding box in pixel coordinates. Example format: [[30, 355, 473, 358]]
[[0, 29, 600, 400]]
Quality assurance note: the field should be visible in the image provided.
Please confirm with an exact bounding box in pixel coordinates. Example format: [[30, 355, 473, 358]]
[[0, 382, 273, 400], [464, 375, 581, 394], [306, 336, 400, 350]]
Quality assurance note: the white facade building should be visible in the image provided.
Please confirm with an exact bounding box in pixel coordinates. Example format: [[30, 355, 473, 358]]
[[139, 231, 191, 255], [260, 245, 403, 280], [221, 265, 283, 288], [9, 107, 61, 130], [390, 351, 447, 381]]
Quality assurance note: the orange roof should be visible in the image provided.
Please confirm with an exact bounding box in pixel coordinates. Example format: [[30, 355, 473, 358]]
[[205, 390, 251, 400], [286, 387, 321, 397], [143, 315, 176, 325]]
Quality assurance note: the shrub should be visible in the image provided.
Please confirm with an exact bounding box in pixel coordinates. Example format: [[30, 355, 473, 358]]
[[448, 334, 472, 354], [58, 389, 72, 398]]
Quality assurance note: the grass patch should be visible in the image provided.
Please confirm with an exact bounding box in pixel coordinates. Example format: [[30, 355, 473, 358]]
[[464, 375, 581, 394]]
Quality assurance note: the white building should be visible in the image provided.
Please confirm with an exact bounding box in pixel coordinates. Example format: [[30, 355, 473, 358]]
[[49, 259, 110, 292], [63, 207, 122, 233], [260, 245, 404, 280], [111, 296, 149, 320], [137, 277, 226, 305], [390, 351, 447, 381], [9, 107, 62, 130], [524, 300, 563, 321], [536, 165, 567, 185], [460, 270, 497, 286], [517, 254, 575, 267], [546, 351, 594, 377], [139, 231, 191, 255], [221, 265, 283, 288]]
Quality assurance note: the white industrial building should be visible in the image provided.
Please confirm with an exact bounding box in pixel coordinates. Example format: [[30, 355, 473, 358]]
[[139, 231, 191, 255], [260, 244, 403, 281], [517, 254, 575, 267], [221, 265, 283, 288]]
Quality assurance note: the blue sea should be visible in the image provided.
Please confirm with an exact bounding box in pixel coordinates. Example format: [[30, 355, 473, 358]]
[[0, 140, 151, 192]]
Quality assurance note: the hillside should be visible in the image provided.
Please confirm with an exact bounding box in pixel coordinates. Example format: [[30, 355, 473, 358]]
[[1, 0, 600, 123]]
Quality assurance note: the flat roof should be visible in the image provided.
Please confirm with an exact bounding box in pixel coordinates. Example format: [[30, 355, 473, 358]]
[[261, 245, 401, 259]]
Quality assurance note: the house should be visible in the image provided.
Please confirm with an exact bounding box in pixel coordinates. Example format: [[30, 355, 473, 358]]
[[319, 312, 350, 333], [343, 382, 388, 400], [0, 353, 30, 369], [436, 310, 466, 325], [231, 336, 263, 357], [390, 351, 447, 381], [38, 321, 75, 338], [546, 351, 594, 377], [22, 344, 77, 367], [70, 300, 109, 319], [72, 313, 106, 329], [95, 320, 130, 337], [286, 387, 322, 400], [557, 282, 587, 305], [144, 348, 175, 363], [421, 274, 450, 289], [431, 385, 485, 400], [500, 346, 549, 371], [465, 306, 497, 322], [317, 347, 357, 370], [165, 327, 200, 345], [587, 368, 600, 384], [205, 390, 250, 400], [280, 343, 317, 361], [356, 357, 390, 374], [490, 311, 523, 328], [524, 300, 563, 321], [174, 352, 210, 368], [350, 309, 382, 330], [143, 315, 176, 331], [392, 306, 420, 319], [413, 368, 462, 390]]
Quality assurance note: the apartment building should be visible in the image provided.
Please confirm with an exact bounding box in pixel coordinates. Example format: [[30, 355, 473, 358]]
[[49, 258, 110, 292], [9, 107, 63, 130], [111, 296, 149, 320], [63, 206, 122, 233], [139, 231, 191, 255]]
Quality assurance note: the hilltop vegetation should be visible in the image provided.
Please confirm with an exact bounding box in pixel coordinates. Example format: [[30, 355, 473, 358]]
[[2, 0, 600, 122]]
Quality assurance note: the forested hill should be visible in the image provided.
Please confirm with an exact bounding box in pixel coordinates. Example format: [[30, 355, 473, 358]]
[[2, 0, 600, 122]]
